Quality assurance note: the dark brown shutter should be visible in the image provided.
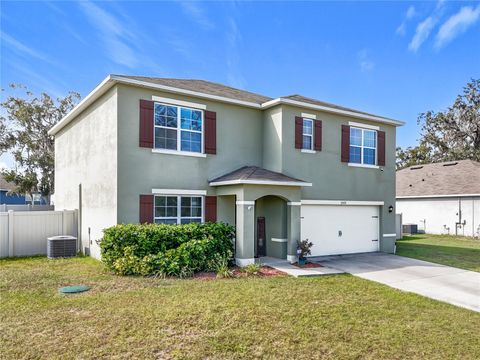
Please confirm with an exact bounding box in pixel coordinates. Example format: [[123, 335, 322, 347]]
[[139, 194, 154, 223], [139, 100, 154, 148], [295, 116, 303, 149], [341, 125, 350, 162], [204, 110, 216, 154], [378, 130, 386, 166], [314, 120, 322, 151], [205, 196, 217, 222]]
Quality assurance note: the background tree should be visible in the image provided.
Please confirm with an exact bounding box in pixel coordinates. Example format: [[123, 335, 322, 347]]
[[397, 78, 480, 169], [0, 85, 80, 202]]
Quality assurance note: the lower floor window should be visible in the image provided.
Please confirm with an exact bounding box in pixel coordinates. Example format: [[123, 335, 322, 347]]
[[154, 195, 203, 224]]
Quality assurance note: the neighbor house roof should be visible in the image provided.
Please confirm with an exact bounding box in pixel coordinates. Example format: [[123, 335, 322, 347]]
[[209, 166, 312, 187], [396, 160, 480, 198], [48, 75, 404, 136], [0, 174, 15, 192]]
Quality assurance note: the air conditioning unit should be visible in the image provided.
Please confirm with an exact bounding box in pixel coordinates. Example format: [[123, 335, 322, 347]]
[[402, 224, 418, 235], [47, 236, 77, 259]]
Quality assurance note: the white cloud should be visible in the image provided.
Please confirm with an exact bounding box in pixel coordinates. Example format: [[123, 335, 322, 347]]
[[0, 31, 56, 65], [78, 1, 139, 68], [179, 2, 214, 30], [357, 49, 375, 73], [225, 17, 246, 89], [396, 5, 417, 36], [408, 16, 437, 52], [435, 5, 480, 49]]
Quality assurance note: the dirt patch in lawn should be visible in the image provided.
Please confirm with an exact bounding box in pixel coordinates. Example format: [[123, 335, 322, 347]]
[[193, 266, 286, 280]]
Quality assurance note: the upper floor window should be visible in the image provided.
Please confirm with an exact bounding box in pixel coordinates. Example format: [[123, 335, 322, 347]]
[[154, 195, 203, 224], [349, 127, 377, 165], [154, 103, 203, 153], [302, 118, 313, 150]]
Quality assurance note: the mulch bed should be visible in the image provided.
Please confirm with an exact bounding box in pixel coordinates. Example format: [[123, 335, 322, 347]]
[[292, 262, 323, 268], [193, 266, 286, 280]]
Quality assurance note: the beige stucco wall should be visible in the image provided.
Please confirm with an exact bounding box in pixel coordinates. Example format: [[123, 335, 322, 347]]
[[54, 87, 118, 258]]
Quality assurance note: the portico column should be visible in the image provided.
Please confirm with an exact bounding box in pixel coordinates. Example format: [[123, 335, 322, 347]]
[[287, 201, 301, 263], [235, 200, 256, 266]]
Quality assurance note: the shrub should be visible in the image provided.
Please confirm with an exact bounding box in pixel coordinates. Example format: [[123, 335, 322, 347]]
[[242, 263, 261, 276], [100, 222, 235, 276], [215, 257, 234, 278]]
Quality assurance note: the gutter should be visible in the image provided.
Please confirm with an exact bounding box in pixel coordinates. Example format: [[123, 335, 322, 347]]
[[397, 194, 480, 199], [48, 74, 405, 136]]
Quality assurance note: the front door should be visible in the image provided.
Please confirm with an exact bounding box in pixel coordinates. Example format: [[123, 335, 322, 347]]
[[256, 217, 266, 257]]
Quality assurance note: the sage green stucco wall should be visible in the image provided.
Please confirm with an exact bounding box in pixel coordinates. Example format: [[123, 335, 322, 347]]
[[254, 196, 287, 259], [262, 105, 397, 252], [115, 84, 263, 224], [54, 87, 118, 259]]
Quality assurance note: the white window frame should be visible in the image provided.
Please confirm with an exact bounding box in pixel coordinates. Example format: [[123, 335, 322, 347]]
[[349, 127, 377, 166], [153, 194, 204, 224], [302, 118, 314, 150], [153, 102, 204, 155]]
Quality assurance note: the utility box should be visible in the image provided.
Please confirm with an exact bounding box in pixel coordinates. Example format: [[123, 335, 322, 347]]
[[47, 236, 77, 259], [402, 224, 418, 235]]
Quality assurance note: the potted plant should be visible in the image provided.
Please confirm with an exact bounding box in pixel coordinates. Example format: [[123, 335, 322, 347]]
[[297, 239, 313, 266]]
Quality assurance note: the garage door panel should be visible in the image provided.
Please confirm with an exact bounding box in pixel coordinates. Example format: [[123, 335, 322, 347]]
[[301, 205, 379, 256]]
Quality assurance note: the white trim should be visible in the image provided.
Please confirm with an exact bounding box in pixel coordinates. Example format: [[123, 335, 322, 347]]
[[287, 202, 302, 206], [236, 200, 255, 205], [301, 200, 385, 206], [271, 238, 288, 243], [348, 163, 380, 169], [210, 180, 312, 187], [152, 149, 207, 158], [151, 96, 206, 110], [49, 75, 404, 136], [301, 149, 316, 154], [152, 189, 207, 196], [262, 98, 404, 126], [301, 112, 316, 119], [236, 258, 255, 267], [397, 194, 480, 199], [287, 255, 297, 263], [348, 121, 380, 130], [153, 194, 204, 224], [383, 233, 396, 237]]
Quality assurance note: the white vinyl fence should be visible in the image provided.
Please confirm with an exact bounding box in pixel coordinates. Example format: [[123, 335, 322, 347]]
[[0, 209, 78, 258]]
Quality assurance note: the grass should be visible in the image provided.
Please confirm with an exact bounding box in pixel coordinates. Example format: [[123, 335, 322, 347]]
[[396, 233, 480, 272], [1, 257, 480, 359]]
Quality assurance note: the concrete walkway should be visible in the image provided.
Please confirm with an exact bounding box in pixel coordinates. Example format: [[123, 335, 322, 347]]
[[313, 253, 480, 312], [260, 257, 343, 277]]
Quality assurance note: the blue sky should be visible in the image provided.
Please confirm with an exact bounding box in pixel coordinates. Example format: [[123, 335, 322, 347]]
[[1, 1, 480, 168]]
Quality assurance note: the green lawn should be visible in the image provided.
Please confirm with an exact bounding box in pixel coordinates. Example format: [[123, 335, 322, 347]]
[[1, 257, 480, 359], [396, 234, 480, 272]]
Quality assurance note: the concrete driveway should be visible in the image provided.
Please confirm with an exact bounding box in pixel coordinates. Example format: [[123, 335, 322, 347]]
[[313, 253, 480, 312]]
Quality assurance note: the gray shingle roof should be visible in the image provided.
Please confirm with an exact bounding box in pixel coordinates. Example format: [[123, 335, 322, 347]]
[[0, 174, 15, 192], [210, 166, 308, 185], [396, 160, 480, 197], [116, 75, 272, 104], [282, 94, 392, 120]]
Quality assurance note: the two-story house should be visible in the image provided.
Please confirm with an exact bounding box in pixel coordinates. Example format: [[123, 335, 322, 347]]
[[49, 75, 404, 264]]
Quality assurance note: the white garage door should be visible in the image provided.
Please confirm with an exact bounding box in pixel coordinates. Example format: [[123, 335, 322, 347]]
[[301, 205, 379, 256]]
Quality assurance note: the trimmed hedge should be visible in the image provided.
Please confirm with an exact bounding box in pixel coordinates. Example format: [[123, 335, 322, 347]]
[[100, 222, 235, 277]]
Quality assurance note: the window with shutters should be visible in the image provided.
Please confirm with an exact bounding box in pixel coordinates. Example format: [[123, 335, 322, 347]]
[[302, 118, 314, 150], [154, 103, 203, 153], [349, 127, 377, 165], [154, 195, 203, 224]]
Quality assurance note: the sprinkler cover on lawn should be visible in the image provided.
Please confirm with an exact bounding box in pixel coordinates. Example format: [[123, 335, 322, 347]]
[[59, 285, 91, 294]]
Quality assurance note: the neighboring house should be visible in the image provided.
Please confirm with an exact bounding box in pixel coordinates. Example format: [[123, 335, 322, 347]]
[[0, 175, 27, 205], [396, 160, 480, 237], [49, 75, 404, 263], [0, 175, 47, 206]]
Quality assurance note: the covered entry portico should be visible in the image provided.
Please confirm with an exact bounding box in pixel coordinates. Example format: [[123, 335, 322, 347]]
[[209, 166, 311, 266]]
